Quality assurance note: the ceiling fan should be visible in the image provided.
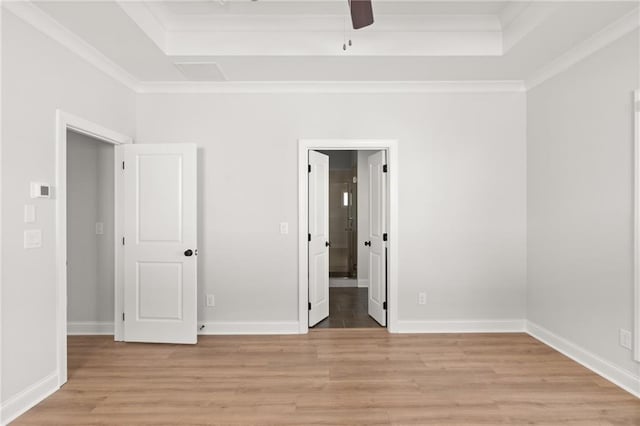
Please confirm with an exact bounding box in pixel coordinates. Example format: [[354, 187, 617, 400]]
[[348, 0, 374, 29]]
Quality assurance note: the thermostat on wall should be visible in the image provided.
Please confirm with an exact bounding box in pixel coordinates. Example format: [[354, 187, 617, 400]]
[[30, 182, 51, 198]]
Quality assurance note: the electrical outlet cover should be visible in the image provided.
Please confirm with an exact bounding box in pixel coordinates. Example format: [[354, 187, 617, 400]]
[[620, 329, 632, 350], [206, 294, 215, 307]]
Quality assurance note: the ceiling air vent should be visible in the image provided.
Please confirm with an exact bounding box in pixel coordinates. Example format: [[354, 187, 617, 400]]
[[174, 62, 227, 81]]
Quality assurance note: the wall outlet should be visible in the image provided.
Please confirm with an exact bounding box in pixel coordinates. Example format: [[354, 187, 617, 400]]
[[620, 329, 632, 350], [206, 294, 215, 307], [24, 229, 42, 249], [418, 292, 427, 305]]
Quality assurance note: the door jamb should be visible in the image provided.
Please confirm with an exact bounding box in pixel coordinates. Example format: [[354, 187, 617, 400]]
[[298, 139, 398, 333], [56, 110, 132, 387], [634, 90, 640, 361]]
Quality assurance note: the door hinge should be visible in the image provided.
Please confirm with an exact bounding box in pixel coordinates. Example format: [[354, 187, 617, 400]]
[[383, 164, 388, 173], [122, 313, 125, 321], [122, 237, 125, 245], [308, 164, 311, 173], [383, 233, 388, 242], [308, 233, 311, 242], [122, 161, 125, 170], [308, 302, 311, 311], [383, 301, 387, 310]]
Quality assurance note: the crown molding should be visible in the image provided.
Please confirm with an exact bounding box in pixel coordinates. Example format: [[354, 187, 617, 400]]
[[122, 1, 504, 57], [526, 7, 640, 90], [116, 1, 167, 52], [501, 2, 559, 54], [136, 80, 526, 94], [4, 1, 139, 91], [4, 1, 631, 95], [2, 1, 524, 94]]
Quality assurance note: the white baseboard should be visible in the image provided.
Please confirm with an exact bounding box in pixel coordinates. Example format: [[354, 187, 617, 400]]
[[395, 319, 526, 333], [526, 321, 640, 398], [0, 372, 58, 425], [67, 321, 114, 335], [198, 321, 300, 335], [357, 278, 369, 288]]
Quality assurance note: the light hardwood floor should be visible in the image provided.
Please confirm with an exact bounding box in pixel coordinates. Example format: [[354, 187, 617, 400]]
[[14, 330, 640, 425]]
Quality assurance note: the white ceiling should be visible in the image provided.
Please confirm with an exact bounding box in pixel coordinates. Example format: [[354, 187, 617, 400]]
[[28, 1, 640, 83]]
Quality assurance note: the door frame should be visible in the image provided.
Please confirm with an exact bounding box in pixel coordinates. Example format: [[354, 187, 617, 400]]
[[55, 110, 132, 387], [298, 139, 398, 333], [634, 90, 640, 361]]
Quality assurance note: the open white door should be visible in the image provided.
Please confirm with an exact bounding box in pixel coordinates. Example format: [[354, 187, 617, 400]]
[[308, 150, 330, 327], [122, 143, 198, 344], [367, 150, 387, 326]]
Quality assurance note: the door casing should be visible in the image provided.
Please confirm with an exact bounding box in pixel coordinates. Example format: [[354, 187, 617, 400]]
[[56, 110, 132, 387], [298, 139, 398, 333]]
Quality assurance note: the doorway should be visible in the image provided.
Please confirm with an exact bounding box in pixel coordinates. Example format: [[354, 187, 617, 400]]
[[313, 150, 377, 328], [66, 130, 115, 336], [298, 140, 398, 334], [57, 111, 199, 389], [55, 110, 131, 387]]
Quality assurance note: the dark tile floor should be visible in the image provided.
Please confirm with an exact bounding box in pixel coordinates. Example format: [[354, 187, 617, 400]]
[[313, 287, 383, 328]]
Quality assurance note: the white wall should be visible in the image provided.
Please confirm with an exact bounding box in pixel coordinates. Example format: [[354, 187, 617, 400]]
[[1, 9, 135, 419], [67, 131, 114, 324], [527, 31, 640, 378], [357, 150, 377, 288], [136, 91, 527, 326]]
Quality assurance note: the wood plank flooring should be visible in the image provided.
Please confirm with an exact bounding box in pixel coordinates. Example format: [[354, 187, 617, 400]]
[[14, 330, 640, 425]]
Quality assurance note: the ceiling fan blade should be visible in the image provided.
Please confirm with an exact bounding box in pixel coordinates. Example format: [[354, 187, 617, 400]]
[[348, 0, 374, 30]]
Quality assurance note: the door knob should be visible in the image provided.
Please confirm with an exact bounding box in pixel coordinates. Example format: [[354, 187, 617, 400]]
[[184, 249, 194, 257], [325, 241, 331, 247], [364, 241, 371, 246]]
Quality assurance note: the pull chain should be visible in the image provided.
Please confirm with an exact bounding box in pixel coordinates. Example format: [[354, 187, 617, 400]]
[[343, 18, 347, 51], [343, 17, 353, 51]]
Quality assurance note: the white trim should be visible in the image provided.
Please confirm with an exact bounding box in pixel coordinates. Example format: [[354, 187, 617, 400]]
[[0, 372, 58, 425], [3, 0, 636, 95], [298, 140, 399, 334], [136, 81, 525, 94], [56, 111, 132, 390], [198, 321, 300, 335], [115, 2, 167, 52], [527, 321, 640, 398], [635, 89, 640, 362], [67, 322, 115, 336], [526, 8, 640, 90], [0, 5, 530, 95], [3, 1, 138, 91], [0, 1, 4, 412], [357, 278, 369, 288], [502, 2, 559, 54], [396, 319, 526, 334]]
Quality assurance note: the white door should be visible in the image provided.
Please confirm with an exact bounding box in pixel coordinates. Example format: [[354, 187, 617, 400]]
[[122, 143, 198, 344], [367, 150, 387, 326], [308, 150, 330, 327]]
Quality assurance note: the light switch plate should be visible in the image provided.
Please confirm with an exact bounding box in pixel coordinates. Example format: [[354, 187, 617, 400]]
[[24, 205, 36, 223], [95, 222, 104, 235], [206, 294, 215, 307], [280, 222, 289, 235], [24, 229, 42, 249]]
